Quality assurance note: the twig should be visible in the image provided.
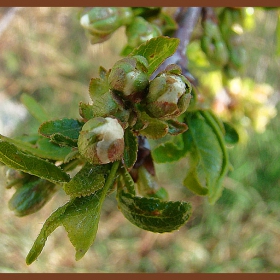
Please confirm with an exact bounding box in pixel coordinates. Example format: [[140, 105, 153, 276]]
[[152, 7, 202, 82]]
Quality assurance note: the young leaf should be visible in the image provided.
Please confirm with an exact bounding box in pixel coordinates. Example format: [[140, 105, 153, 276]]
[[130, 36, 180, 76], [166, 119, 188, 135], [0, 136, 70, 183], [39, 118, 84, 147], [26, 190, 103, 264], [123, 129, 138, 170], [79, 102, 95, 120], [64, 162, 111, 198], [87, 78, 119, 118], [117, 190, 192, 233], [20, 93, 49, 123], [138, 111, 168, 139], [118, 166, 136, 195], [9, 178, 57, 216], [1, 134, 72, 161], [26, 161, 120, 265]]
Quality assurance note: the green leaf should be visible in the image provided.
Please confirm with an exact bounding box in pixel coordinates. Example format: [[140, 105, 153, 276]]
[[152, 142, 183, 163], [1, 135, 72, 161], [152, 130, 192, 163], [87, 78, 119, 118], [138, 111, 168, 139], [0, 136, 70, 183], [79, 102, 95, 120], [183, 165, 208, 196], [64, 162, 110, 198], [123, 129, 138, 170], [118, 166, 136, 195], [20, 93, 49, 123], [88, 77, 110, 100], [117, 190, 192, 233], [26, 190, 104, 264], [39, 119, 84, 147], [26, 161, 120, 265], [223, 122, 239, 144], [9, 178, 57, 216], [185, 112, 224, 202], [130, 36, 180, 76]]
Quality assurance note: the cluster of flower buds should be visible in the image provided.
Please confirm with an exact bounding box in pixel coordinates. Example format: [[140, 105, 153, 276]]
[[143, 64, 192, 120], [80, 7, 133, 44], [78, 54, 192, 165], [78, 117, 125, 164]]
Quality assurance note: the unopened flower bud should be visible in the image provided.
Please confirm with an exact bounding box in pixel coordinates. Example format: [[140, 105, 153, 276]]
[[125, 17, 162, 51], [78, 117, 124, 164], [80, 7, 133, 44], [108, 55, 149, 103], [8, 179, 56, 216], [144, 65, 192, 119]]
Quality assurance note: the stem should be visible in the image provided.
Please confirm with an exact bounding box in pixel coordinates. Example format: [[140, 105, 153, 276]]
[[152, 7, 202, 80], [100, 160, 120, 200]]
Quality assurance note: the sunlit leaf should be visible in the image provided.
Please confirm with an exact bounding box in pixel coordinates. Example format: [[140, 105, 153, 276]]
[[26, 189, 105, 264], [0, 136, 70, 183], [130, 36, 180, 76], [64, 162, 110, 198], [39, 118, 84, 147]]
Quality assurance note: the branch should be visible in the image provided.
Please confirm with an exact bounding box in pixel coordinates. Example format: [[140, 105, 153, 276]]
[[152, 7, 202, 82]]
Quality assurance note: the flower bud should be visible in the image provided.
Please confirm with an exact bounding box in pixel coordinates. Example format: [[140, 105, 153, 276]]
[[80, 7, 133, 44], [78, 117, 124, 164], [108, 55, 149, 103], [8, 179, 56, 216], [123, 17, 162, 54], [144, 65, 192, 119]]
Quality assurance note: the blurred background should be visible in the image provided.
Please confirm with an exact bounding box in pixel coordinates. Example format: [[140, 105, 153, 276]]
[[0, 7, 279, 272]]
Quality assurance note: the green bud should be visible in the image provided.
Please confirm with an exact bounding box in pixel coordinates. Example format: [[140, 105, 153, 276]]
[[80, 7, 133, 44], [80, 7, 133, 34], [125, 17, 162, 49], [8, 179, 56, 216], [78, 117, 124, 164], [108, 55, 149, 103], [144, 65, 192, 120]]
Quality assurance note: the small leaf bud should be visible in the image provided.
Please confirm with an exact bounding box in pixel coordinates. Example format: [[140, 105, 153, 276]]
[[78, 117, 125, 164]]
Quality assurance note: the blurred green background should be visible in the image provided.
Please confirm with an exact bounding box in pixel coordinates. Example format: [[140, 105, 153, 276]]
[[0, 7, 279, 272]]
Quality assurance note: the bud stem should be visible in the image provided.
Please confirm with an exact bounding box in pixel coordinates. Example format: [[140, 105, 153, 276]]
[[100, 161, 120, 201]]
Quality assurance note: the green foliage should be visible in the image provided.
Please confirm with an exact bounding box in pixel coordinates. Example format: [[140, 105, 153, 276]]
[[1, 7, 278, 267]]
